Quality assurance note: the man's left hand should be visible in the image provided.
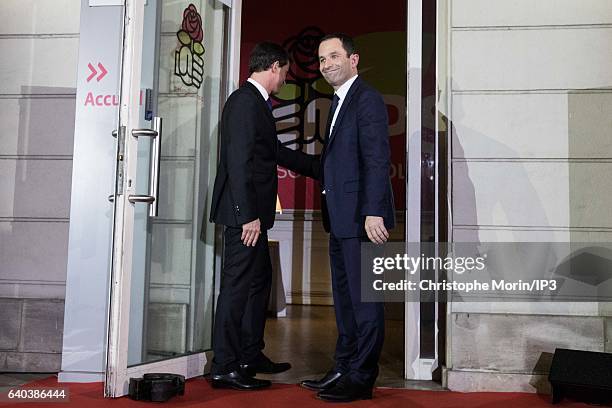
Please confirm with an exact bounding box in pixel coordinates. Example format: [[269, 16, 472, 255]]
[[365, 216, 389, 244]]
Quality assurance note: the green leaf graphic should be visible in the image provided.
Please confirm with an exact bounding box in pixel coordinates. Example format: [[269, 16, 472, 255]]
[[193, 42, 205, 55], [275, 83, 302, 101], [312, 78, 334, 95], [177, 30, 191, 46]]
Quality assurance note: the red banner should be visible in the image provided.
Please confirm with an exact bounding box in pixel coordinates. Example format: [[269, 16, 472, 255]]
[[240, 0, 407, 210]]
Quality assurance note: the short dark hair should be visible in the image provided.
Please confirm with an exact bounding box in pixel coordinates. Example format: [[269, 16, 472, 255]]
[[319, 33, 357, 56], [248, 42, 289, 74]]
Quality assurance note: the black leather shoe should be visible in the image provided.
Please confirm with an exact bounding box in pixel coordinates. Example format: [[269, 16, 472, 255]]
[[317, 380, 372, 402], [300, 370, 344, 391], [240, 359, 291, 376], [210, 370, 271, 390]]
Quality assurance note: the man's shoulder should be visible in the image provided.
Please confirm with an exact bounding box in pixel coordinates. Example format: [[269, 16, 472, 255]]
[[354, 78, 382, 98], [352, 79, 385, 109], [225, 84, 259, 107], [230, 83, 257, 99]]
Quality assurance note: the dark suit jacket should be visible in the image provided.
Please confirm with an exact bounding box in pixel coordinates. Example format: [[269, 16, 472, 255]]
[[210, 81, 319, 230], [321, 77, 395, 238]]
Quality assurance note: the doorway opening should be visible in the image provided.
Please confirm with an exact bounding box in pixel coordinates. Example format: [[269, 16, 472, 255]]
[[236, 0, 434, 388]]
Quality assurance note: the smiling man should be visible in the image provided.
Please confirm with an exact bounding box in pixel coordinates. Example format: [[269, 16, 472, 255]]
[[300, 33, 395, 402]]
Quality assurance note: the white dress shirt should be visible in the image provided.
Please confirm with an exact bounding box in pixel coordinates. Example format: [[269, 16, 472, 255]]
[[322, 75, 359, 195], [247, 78, 269, 101], [329, 74, 359, 134]]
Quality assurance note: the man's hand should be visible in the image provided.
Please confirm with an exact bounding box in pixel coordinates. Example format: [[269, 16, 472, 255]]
[[365, 216, 389, 244], [242, 218, 261, 247]]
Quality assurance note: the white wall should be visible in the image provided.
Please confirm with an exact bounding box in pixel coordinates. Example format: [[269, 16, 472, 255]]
[[0, 0, 80, 299], [446, 0, 612, 392], [0, 0, 80, 372], [450, 0, 612, 244]]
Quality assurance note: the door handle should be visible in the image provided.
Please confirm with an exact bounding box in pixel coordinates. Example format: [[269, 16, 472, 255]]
[[132, 129, 157, 138], [126, 117, 162, 216], [127, 195, 155, 204], [149, 117, 162, 217]]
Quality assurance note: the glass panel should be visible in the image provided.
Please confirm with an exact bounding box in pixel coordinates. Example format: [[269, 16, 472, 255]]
[[126, 0, 227, 366], [420, 0, 438, 360]]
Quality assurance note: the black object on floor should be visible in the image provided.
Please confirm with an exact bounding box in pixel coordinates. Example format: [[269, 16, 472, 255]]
[[548, 348, 612, 405], [128, 373, 185, 402]]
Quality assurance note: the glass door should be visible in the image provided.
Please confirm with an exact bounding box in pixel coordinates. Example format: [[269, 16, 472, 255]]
[[105, 0, 232, 397]]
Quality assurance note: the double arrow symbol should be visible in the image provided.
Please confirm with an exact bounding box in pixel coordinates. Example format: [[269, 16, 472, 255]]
[[87, 62, 108, 82]]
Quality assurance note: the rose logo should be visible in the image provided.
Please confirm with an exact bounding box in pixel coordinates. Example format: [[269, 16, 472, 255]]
[[284, 26, 324, 80], [182, 4, 203, 42], [273, 27, 333, 149], [174, 3, 205, 89]]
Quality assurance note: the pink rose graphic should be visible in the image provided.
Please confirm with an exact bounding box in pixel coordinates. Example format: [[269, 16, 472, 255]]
[[182, 4, 203, 43]]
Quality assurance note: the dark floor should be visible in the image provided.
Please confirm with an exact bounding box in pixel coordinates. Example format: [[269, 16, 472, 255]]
[[259, 304, 442, 390]]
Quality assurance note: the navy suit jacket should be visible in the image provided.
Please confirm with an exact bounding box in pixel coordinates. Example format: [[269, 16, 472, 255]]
[[321, 77, 395, 238]]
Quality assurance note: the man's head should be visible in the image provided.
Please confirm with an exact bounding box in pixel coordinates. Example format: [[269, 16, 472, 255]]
[[248, 42, 290, 95], [318, 33, 359, 90]]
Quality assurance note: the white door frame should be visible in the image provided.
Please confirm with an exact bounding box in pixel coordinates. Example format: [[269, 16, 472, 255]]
[[227, 0, 243, 93], [105, 0, 147, 397], [104, 0, 241, 397], [405, 0, 439, 381]]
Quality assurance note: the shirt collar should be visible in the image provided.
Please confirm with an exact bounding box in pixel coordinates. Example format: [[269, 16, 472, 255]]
[[335, 74, 358, 101], [247, 78, 269, 101]]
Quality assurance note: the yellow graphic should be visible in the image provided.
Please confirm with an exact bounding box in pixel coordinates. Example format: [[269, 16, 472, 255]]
[[174, 4, 205, 89]]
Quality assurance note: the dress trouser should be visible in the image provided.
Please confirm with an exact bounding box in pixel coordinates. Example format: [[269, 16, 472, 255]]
[[211, 226, 272, 375], [329, 233, 385, 387]]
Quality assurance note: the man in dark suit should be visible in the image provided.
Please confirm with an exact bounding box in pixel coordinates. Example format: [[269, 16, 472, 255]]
[[300, 33, 395, 402], [209, 42, 319, 390]]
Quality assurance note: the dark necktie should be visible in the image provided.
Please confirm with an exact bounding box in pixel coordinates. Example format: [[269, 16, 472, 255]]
[[266, 98, 273, 111], [321, 94, 340, 191], [324, 94, 340, 141]]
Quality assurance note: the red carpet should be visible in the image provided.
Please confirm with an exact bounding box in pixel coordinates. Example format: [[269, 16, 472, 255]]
[[0, 376, 593, 407]]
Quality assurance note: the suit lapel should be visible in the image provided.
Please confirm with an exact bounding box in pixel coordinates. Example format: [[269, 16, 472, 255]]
[[327, 77, 361, 150]]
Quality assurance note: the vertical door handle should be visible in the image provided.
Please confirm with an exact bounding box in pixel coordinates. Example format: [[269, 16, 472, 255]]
[[127, 116, 162, 217], [149, 117, 162, 217]]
